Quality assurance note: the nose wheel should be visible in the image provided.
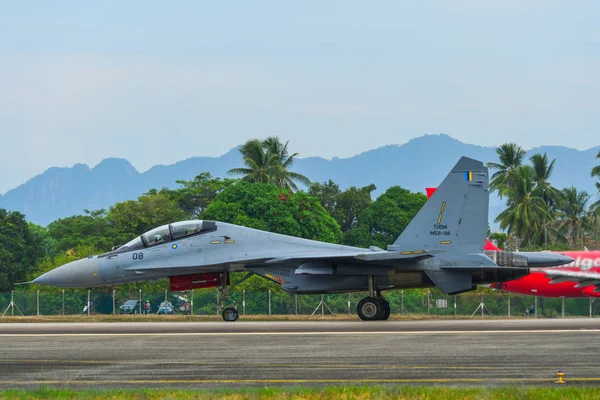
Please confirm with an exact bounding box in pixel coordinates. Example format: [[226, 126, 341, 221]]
[[222, 307, 239, 321], [357, 296, 391, 321]]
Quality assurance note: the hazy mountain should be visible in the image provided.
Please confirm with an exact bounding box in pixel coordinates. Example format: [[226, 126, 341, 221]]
[[1, 134, 598, 227]]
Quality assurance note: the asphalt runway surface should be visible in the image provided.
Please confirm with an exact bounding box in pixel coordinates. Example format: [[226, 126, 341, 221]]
[[2, 319, 600, 389]]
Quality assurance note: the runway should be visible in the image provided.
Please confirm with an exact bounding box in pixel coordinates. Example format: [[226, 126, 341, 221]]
[[1, 319, 600, 389]]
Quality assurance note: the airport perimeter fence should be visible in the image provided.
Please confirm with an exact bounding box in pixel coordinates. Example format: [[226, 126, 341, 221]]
[[1, 288, 600, 318]]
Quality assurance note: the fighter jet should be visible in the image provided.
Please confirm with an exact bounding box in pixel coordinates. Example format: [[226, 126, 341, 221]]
[[33, 157, 542, 321]]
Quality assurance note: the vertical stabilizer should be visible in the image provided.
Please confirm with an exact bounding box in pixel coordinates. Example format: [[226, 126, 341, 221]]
[[389, 157, 489, 254]]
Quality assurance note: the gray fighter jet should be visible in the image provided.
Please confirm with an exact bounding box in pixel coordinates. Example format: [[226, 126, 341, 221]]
[[32, 157, 572, 321]]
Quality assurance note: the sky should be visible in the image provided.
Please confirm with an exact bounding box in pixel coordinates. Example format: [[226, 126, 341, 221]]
[[1, 1, 599, 194]]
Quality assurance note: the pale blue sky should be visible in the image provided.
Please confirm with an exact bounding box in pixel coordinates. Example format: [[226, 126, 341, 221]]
[[1, 1, 599, 194]]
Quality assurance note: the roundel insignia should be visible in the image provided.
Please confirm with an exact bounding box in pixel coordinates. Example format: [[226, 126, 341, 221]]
[[172, 244, 178, 250]]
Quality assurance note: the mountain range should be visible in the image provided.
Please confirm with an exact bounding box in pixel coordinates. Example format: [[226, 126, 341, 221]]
[[1, 134, 599, 227]]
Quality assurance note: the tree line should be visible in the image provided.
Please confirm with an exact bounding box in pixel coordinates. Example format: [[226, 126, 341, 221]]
[[487, 143, 600, 250], [0, 137, 599, 293]]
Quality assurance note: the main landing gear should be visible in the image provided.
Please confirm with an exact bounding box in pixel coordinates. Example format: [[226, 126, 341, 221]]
[[357, 296, 390, 321], [357, 277, 391, 321]]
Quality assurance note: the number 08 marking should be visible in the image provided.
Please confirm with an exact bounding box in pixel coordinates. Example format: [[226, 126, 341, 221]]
[[132, 253, 144, 260]]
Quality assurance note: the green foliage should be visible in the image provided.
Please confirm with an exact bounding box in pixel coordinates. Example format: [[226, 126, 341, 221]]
[[3, 385, 600, 400], [489, 232, 507, 249], [106, 192, 188, 241], [27, 222, 57, 258], [494, 165, 550, 246], [309, 180, 376, 232], [228, 137, 310, 192], [557, 186, 591, 247], [486, 142, 526, 193], [344, 186, 427, 248], [0, 209, 44, 290], [47, 210, 120, 253], [308, 179, 340, 215], [204, 181, 341, 243], [158, 173, 237, 218], [592, 150, 600, 211]]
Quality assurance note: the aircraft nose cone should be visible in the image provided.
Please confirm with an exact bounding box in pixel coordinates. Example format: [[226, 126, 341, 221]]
[[33, 257, 100, 288]]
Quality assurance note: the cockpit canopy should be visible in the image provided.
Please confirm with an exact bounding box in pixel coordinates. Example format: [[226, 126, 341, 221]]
[[119, 220, 216, 251]]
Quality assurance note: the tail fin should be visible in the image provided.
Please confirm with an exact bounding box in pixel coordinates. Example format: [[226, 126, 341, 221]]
[[426, 186, 500, 251], [389, 157, 489, 254]]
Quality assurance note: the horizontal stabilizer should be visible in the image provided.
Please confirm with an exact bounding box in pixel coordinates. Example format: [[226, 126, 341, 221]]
[[425, 269, 474, 295]]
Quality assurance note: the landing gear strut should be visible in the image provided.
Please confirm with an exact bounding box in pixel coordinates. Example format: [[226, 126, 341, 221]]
[[218, 272, 254, 322], [357, 277, 391, 321]]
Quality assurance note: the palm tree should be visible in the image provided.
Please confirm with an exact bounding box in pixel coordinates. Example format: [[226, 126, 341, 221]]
[[262, 137, 310, 191], [227, 139, 273, 184], [486, 143, 526, 195], [557, 187, 591, 247], [529, 153, 560, 248], [228, 137, 310, 192], [494, 165, 549, 245], [591, 150, 600, 211]]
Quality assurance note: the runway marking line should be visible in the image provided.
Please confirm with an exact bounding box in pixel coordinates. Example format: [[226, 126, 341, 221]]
[[2, 329, 600, 337], [0, 360, 498, 370], [4, 378, 600, 385]]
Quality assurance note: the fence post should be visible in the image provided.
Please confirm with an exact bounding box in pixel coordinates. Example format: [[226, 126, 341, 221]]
[[243, 290, 246, 316], [347, 293, 351, 318], [87, 290, 91, 316], [321, 294, 325, 316], [427, 290, 430, 316], [454, 295, 457, 317], [11, 291, 14, 316], [268, 289, 271, 316], [562, 298, 565, 318], [191, 289, 194, 315], [508, 292, 511, 318], [295, 294, 298, 315], [590, 298, 593, 318], [139, 289, 142, 314], [401, 290, 404, 314], [481, 293, 484, 318], [61, 290, 64, 316], [534, 296, 538, 319], [112, 289, 115, 315], [36, 290, 40, 316]]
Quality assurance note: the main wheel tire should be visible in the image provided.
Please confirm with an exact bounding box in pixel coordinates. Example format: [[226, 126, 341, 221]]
[[222, 307, 239, 322], [357, 297, 382, 321], [380, 302, 391, 320]]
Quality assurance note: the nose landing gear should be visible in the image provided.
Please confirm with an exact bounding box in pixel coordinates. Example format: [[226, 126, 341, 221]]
[[222, 306, 239, 321], [218, 272, 254, 322]]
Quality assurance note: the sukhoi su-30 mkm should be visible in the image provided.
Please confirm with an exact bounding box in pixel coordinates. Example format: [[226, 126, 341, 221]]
[[34, 157, 558, 321]]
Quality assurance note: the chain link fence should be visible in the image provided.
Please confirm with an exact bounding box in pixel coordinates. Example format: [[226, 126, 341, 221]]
[[2, 289, 599, 318]]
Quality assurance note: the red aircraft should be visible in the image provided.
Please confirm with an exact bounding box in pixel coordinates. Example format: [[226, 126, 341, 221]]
[[425, 188, 600, 298]]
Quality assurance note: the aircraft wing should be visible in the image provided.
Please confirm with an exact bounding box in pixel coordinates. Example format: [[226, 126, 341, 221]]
[[123, 250, 436, 274], [262, 250, 437, 266], [544, 269, 600, 288]]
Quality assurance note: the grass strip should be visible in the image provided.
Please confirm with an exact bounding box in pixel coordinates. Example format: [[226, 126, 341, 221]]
[[1, 386, 599, 400], [0, 314, 561, 323]]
